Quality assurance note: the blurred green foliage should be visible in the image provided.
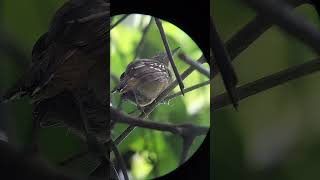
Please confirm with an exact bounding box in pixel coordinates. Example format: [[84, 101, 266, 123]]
[[111, 14, 210, 179], [213, 0, 320, 180]]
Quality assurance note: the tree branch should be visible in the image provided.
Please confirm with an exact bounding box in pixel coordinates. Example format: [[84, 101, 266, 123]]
[[213, 0, 310, 78], [214, 58, 320, 110], [110, 14, 130, 31], [111, 108, 208, 136], [178, 53, 210, 78], [163, 80, 210, 103], [242, 0, 320, 54], [155, 18, 185, 95], [211, 16, 238, 107], [110, 141, 129, 180]]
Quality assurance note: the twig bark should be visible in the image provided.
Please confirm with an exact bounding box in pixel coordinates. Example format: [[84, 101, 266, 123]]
[[111, 108, 208, 136], [110, 14, 130, 31], [213, 0, 310, 78], [110, 141, 129, 180], [214, 58, 320, 110], [178, 53, 210, 78], [242, 0, 320, 54], [163, 80, 210, 102], [211, 17, 238, 108], [155, 18, 185, 95]]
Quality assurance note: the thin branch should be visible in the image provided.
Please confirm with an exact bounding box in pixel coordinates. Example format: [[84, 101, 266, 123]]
[[242, 0, 320, 54], [110, 14, 130, 31], [144, 56, 207, 115], [213, 0, 310, 78], [114, 56, 207, 146], [110, 141, 129, 180], [155, 18, 185, 95], [178, 53, 210, 78], [214, 58, 320, 110], [111, 108, 208, 136], [134, 17, 154, 59], [88, 159, 112, 179], [163, 80, 210, 103], [210, 16, 238, 108], [57, 151, 88, 166], [225, 15, 272, 63], [112, 107, 207, 166]]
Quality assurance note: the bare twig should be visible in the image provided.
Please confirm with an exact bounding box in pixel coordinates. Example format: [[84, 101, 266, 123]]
[[110, 14, 130, 31], [213, 0, 310, 78], [143, 56, 207, 115], [111, 108, 208, 136], [214, 58, 320, 110], [163, 80, 210, 102], [178, 53, 210, 78], [58, 151, 88, 166], [242, 0, 320, 54], [224, 15, 272, 64], [210, 17, 238, 108], [134, 17, 154, 59], [155, 18, 185, 95], [88, 159, 112, 179], [112, 107, 208, 166], [110, 141, 129, 180]]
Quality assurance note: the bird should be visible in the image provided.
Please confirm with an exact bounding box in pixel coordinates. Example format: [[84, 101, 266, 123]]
[[112, 47, 180, 110], [1, 1, 112, 178], [2, 0, 110, 135], [1, 1, 111, 168]]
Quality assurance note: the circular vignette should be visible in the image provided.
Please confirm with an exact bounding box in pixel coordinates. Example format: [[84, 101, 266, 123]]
[[110, 14, 210, 180]]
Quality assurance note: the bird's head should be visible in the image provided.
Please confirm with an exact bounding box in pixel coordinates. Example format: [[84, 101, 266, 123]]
[[152, 47, 180, 67]]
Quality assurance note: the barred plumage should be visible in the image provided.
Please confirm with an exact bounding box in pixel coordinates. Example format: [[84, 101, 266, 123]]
[[113, 47, 180, 107]]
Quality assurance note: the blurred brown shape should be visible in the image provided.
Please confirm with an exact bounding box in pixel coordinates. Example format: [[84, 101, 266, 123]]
[[2, 0, 110, 140]]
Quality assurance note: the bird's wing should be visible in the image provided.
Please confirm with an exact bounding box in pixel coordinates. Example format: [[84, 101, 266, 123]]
[[115, 60, 169, 94]]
